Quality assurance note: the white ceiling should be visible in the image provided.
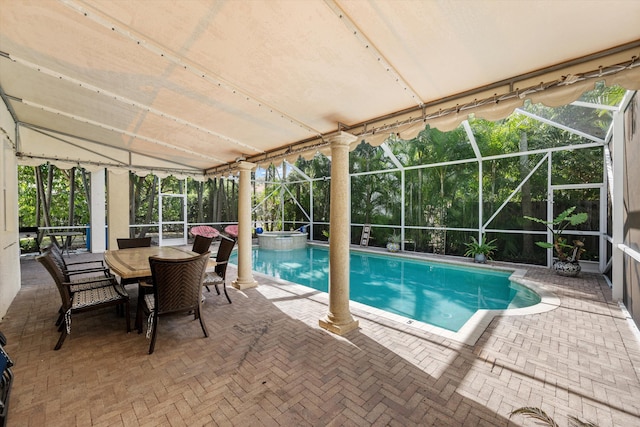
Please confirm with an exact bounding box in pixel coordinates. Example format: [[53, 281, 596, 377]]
[[1, 1, 639, 177]]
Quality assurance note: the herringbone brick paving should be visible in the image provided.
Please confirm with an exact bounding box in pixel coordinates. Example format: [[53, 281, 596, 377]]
[[2, 251, 640, 426]]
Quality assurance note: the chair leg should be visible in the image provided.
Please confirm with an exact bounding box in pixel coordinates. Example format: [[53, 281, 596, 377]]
[[148, 313, 158, 354], [213, 284, 221, 295], [55, 308, 64, 326], [197, 308, 209, 338], [136, 284, 145, 333], [54, 324, 68, 350], [222, 285, 232, 304], [123, 300, 131, 333]]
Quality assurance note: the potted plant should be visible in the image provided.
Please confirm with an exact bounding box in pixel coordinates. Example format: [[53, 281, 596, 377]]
[[464, 235, 497, 264], [386, 233, 401, 252], [524, 206, 588, 277]]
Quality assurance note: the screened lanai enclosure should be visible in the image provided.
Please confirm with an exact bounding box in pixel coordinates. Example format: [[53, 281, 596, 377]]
[[19, 84, 625, 265], [14, 81, 638, 326], [129, 83, 626, 270]]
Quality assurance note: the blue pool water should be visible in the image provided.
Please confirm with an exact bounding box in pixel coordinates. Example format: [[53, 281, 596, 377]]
[[231, 246, 540, 332]]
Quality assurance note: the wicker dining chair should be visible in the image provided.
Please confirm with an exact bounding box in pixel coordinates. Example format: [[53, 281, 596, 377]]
[[141, 251, 210, 354], [115, 237, 153, 287], [36, 249, 130, 350], [202, 235, 235, 304], [45, 243, 114, 326], [191, 234, 214, 255], [116, 237, 152, 249]]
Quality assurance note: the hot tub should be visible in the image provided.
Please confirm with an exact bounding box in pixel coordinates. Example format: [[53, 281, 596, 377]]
[[257, 231, 308, 250]]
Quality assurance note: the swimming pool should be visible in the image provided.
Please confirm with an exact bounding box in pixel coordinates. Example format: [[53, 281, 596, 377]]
[[231, 245, 541, 333]]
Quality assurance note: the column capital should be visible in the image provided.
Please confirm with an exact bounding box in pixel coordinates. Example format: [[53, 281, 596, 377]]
[[325, 131, 357, 146], [236, 160, 256, 172]]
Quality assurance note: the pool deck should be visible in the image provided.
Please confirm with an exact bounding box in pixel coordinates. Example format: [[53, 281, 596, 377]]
[[2, 247, 640, 426]]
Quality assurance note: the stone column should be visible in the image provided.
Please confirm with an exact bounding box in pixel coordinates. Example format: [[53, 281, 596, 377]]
[[106, 170, 129, 250], [90, 169, 106, 253], [319, 131, 359, 335], [232, 161, 258, 290]]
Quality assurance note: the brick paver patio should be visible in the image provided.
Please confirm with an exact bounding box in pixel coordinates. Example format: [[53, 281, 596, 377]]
[[1, 250, 639, 426]]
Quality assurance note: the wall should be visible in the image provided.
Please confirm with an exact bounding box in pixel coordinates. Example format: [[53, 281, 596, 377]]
[[623, 93, 640, 326], [0, 101, 20, 320]]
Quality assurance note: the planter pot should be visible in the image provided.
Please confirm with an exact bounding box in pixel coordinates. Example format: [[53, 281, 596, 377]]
[[474, 254, 487, 264], [554, 260, 581, 277], [386, 242, 400, 252]]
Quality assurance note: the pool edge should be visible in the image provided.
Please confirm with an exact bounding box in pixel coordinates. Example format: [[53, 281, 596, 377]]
[[244, 251, 560, 348]]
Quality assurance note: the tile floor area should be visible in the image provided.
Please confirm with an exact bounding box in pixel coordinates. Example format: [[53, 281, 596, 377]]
[[2, 250, 640, 426]]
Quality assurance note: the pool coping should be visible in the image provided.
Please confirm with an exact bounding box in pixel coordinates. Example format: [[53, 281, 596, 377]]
[[237, 244, 561, 347]]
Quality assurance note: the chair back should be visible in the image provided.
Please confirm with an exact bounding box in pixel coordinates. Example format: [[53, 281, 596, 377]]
[[36, 249, 72, 311], [214, 235, 236, 278], [149, 252, 209, 315], [191, 234, 214, 254], [43, 243, 71, 279], [117, 237, 152, 249], [190, 225, 220, 239]]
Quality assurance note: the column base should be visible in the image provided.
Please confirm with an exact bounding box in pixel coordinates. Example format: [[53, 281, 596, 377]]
[[318, 317, 359, 336], [232, 278, 258, 290]]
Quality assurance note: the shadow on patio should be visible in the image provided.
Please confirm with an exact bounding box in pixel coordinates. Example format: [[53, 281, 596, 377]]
[[1, 252, 640, 426]]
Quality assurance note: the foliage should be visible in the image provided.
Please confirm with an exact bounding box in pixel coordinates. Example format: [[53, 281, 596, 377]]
[[510, 406, 599, 427], [387, 233, 401, 244], [18, 164, 91, 227], [19, 237, 39, 253], [524, 206, 588, 262], [463, 235, 497, 259]]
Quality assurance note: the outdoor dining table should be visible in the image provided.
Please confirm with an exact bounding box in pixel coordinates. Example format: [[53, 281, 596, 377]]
[[104, 246, 217, 279]]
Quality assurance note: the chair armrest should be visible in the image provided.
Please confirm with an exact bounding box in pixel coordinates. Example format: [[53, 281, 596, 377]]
[[66, 260, 105, 268], [63, 274, 116, 287], [65, 267, 111, 276]]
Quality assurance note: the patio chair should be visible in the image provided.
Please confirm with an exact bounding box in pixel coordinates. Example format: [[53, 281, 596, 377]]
[[46, 243, 114, 326], [141, 251, 210, 354], [223, 224, 238, 238], [36, 249, 130, 350], [191, 234, 214, 255], [190, 225, 220, 239], [202, 235, 235, 304], [116, 237, 152, 249], [116, 237, 152, 287]]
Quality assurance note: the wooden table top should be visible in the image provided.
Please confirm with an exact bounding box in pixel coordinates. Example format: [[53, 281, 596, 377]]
[[104, 246, 214, 279]]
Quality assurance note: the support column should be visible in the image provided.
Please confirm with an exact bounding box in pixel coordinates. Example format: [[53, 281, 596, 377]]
[[319, 131, 359, 335], [611, 110, 624, 301], [232, 161, 258, 290], [90, 169, 106, 253], [106, 171, 129, 250]]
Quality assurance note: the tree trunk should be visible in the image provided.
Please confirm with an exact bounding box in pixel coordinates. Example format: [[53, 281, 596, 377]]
[[130, 173, 137, 226], [66, 167, 76, 248], [141, 176, 157, 238], [196, 181, 204, 223], [68, 167, 76, 225], [211, 178, 218, 223], [81, 169, 91, 216], [520, 132, 534, 259]]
